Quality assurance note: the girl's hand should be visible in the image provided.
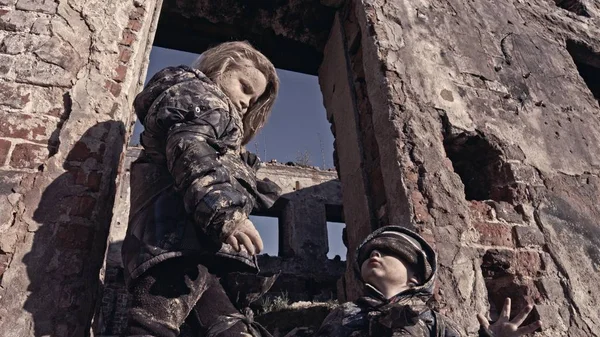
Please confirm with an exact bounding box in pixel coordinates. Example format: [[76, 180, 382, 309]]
[[225, 218, 263, 255], [478, 298, 542, 337]]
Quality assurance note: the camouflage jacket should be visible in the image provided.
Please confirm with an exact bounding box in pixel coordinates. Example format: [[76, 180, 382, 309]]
[[313, 286, 461, 337], [122, 66, 280, 286], [313, 226, 462, 337]]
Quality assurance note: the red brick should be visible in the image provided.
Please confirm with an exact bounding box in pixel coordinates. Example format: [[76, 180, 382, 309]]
[[473, 221, 514, 247], [113, 64, 127, 82], [0, 82, 31, 108], [127, 18, 142, 32], [514, 251, 542, 277], [0, 112, 54, 143], [129, 6, 145, 20], [0, 139, 11, 165], [104, 80, 121, 97], [120, 30, 135, 46], [66, 141, 104, 163], [69, 195, 96, 219], [470, 200, 494, 221], [73, 169, 102, 192], [119, 47, 133, 63], [56, 222, 94, 250], [9, 142, 47, 169]]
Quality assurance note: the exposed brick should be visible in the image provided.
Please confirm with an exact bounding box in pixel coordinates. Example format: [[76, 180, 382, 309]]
[[56, 222, 95, 250], [73, 169, 102, 192], [120, 30, 135, 46], [514, 226, 545, 247], [0, 82, 30, 108], [0, 10, 36, 32], [470, 200, 495, 221], [127, 18, 142, 32], [15, 0, 57, 14], [69, 195, 97, 219], [474, 221, 514, 247], [118, 47, 133, 63], [66, 141, 105, 163], [0, 139, 10, 165], [9, 142, 47, 168], [113, 64, 127, 82], [514, 251, 542, 277], [105, 80, 122, 97], [482, 249, 514, 278], [488, 201, 524, 223], [0, 112, 55, 143]]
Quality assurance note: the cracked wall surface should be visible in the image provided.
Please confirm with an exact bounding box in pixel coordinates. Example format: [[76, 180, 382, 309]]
[[319, 0, 600, 336], [1, 0, 600, 335], [0, 0, 162, 336]]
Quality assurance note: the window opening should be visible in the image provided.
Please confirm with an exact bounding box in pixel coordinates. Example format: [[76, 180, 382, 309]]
[[130, 47, 335, 171], [249, 215, 279, 256], [326, 221, 347, 261], [566, 40, 600, 104], [443, 132, 508, 201]]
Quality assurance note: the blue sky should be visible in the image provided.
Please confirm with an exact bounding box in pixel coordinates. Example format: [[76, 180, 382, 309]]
[[135, 46, 346, 260]]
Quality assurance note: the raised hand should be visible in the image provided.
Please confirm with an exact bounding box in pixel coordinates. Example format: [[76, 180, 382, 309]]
[[225, 218, 264, 255], [478, 298, 542, 337]]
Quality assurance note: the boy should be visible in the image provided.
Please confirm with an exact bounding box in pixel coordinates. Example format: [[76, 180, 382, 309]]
[[313, 226, 542, 337]]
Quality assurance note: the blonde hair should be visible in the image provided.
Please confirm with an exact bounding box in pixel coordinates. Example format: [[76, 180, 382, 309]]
[[192, 41, 279, 145]]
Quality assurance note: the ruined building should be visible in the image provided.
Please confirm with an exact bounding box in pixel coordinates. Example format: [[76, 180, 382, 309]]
[[1, 0, 600, 336]]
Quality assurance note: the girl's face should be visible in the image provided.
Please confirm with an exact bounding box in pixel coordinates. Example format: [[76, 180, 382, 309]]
[[215, 59, 268, 115]]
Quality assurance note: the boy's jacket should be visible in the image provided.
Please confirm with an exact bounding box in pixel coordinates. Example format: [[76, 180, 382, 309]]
[[314, 226, 461, 337], [121, 66, 280, 286]]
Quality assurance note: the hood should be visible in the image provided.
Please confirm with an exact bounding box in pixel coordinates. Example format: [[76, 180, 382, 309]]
[[133, 65, 219, 124], [354, 225, 438, 301]]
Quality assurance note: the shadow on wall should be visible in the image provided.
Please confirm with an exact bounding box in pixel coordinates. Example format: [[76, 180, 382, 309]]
[[23, 121, 125, 337]]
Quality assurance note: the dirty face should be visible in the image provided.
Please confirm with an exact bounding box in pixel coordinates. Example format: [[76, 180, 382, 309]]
[[360, 249, 419, 296], [215, 59, 268, 116]]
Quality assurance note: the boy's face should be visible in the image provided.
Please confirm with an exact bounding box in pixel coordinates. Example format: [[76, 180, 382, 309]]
[[215, 59, 267, 116], [360, 249, 419, 293]]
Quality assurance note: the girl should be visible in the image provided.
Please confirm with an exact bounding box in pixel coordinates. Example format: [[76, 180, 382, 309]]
[[122, 41, 280, 337]]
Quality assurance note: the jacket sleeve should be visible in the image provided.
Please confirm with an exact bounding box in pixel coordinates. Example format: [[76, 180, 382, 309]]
[[313, 306, 345, 337], [156, 84, 253, 241]]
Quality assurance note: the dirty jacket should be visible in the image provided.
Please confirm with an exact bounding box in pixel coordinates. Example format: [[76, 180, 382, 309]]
[[314, 226, 461, 337], [121, 66, 280, 286]]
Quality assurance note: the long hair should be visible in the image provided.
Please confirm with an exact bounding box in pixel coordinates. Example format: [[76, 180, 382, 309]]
[[192, 41, 279, 145]]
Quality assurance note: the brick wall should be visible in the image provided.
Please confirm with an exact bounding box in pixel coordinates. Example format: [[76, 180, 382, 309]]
[[0, 0, 163, 336], [319, 0, 600, 335]]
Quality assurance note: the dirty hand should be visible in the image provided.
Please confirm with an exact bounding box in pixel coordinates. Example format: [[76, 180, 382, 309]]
[[478, 298, 542, 337], [225, 218, 263, 255]]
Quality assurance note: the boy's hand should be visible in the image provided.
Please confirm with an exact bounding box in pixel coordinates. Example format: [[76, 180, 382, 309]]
[[477, 298, 542, 337], [225, 218, 263, 255]]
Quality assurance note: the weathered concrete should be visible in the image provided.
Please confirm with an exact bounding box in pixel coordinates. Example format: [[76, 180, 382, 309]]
[[318, 0, 600, 335]]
